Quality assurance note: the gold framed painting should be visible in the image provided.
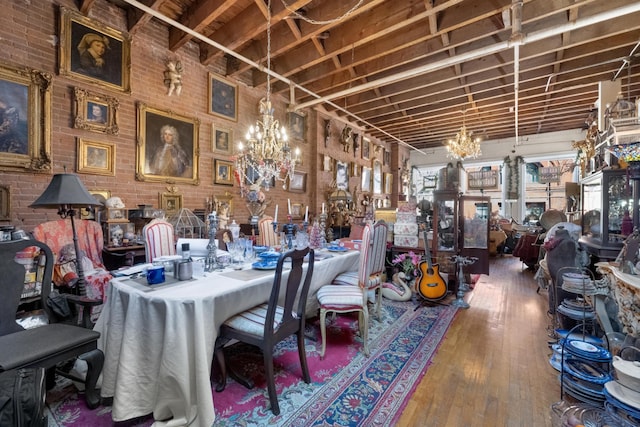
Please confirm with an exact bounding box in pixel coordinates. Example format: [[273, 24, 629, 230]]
[[214, 159, 234, 186], [59, 6, 131, 92], [136, 102, 200, 185], [323, 155, 334, 172], [77, 138, 115, 176], [0, 63, 51, 173], [351, 162, 360, 177], [362, 137, 371, 160], [361, 166, 372, 193], [288, 111, 306, 142], [384, 173, 393, 194], [208, 73, 237, 121], [73, 87, 119, 134], [287, 171, 306, 193], [212, 124, 232, 154], [160, 192, 182, 216], [0, 185, 10, 221]]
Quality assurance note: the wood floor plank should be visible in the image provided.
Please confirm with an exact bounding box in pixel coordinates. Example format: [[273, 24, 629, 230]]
[[396, 255, 559, 426]]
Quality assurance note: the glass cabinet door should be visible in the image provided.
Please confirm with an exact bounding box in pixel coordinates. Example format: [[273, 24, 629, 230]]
[[459, 195, 490, 275], [432, 191, 458, 253]]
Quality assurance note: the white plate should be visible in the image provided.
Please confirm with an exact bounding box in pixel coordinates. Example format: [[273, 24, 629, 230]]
[[605, 380, 640, 408], [569, 340, 599, 353]]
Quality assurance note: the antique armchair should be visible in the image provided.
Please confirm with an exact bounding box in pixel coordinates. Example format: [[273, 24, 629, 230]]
[[0, 239, 104, 409], [142, 218, 176, 262], [32, 218, 112, 325], [316, 220, 388, 358], [257, 216, 278, 247], [214, 247, 315, 415]]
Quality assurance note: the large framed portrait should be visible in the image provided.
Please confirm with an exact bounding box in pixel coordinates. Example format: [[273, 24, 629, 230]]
[[287, 171, 306, 193], [77, 138, 115, 176], [136, 102, 200, 185], [212, 124, 232, 154], [361, 166, 372, 193], [59, 7, 131, 92], [214, 159, 234, 186], [0, 63, 51, 173], [373, 160, 383, 195], [73, 87, 119, 134], [208, 73, 237, 121], [288, 111, 306, 142], [336, 161, 349, 190]]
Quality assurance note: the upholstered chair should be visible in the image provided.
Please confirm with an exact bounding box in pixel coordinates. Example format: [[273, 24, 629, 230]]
[[142, 218, 176, 262], [258, 216, 278, 248]]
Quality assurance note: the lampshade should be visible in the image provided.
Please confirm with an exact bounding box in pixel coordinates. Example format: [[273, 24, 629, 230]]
[[30, 173, 103, 209]]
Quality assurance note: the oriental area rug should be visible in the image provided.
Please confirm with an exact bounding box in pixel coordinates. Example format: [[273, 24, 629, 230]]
[[46, 298, 458, 427]]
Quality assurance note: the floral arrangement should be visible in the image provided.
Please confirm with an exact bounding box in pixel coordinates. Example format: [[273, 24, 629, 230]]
[[390, 251, 422, 281]]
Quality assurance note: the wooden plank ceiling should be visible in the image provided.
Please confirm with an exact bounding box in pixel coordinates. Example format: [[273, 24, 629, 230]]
[[104, 0, 640, 152]]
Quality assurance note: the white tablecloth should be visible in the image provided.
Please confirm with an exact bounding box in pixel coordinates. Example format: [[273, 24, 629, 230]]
[[95, 249, 359, 427]]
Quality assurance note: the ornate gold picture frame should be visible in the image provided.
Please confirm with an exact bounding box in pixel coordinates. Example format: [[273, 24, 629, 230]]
[[212, 124, 232, 154], [288, 111, 306, 142], [160, 192, 183, 216], [59, 7, 131, 92], [208, 73, 237, 121], [136, 102, 200, 185], [214, 159, 234, 186], [0, 185, 10, 221], [77, 138, 115, 176], [73, 87, 119, 134], [0, 63, 51, 173], [81, 189, 110, 220], [287, 171, 306, 193]]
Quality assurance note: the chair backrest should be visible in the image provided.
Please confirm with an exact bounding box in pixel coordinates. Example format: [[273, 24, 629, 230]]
[[0, 239, 54, 336], [265, 247, 314, 337], [357, 220, 388, 289], [143, 218, 176, 262], [258, 216, 278, 247], [32, 219, 106, 271]]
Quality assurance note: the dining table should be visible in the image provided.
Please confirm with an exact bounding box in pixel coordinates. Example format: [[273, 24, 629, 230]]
[[94, 248, 360, 427]]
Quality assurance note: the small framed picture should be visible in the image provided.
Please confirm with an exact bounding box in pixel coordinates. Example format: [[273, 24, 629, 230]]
[[215, 159, 234, 186], [160, 192, 182, 216], [208, 73, 237, 121], [288, 111, 306, 141], [362, 137, 371, 160], [384, 149, 391, 166], [81, 189, 110, 220], [323, 155, 334, 172], [361, 166, 372, 193], [291, 203, 302, 219], [288, 171, 306, 193], [212, 124, 232, 154], [77, 138, 115, 176], [351, 162, 360, 177], [0, 185, 10, 221], [73, 87, 119, 134]]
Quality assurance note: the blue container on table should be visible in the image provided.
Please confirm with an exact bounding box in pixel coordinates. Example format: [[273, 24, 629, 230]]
[[146, 265, 165, 285]]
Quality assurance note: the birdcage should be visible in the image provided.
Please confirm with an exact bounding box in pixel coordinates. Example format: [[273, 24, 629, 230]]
[[167, 208, 206, 239]]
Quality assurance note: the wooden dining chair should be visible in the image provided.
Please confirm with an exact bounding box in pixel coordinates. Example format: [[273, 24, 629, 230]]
[[142, 218, 176, 262], [316, 220, 388, 358], [258, 216, 278, 248], [214, 247, 315, 415]]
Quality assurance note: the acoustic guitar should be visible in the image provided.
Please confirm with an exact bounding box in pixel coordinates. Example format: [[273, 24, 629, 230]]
[[417, 223, 448, 301]]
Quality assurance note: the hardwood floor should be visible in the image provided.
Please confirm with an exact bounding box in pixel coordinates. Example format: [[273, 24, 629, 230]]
[[396, 255, 560, 426]]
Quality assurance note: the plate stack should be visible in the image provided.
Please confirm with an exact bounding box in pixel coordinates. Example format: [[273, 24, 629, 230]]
[[561, 272, 597, 294], [557, 298, 596, 321], [603, 355, 640, 425], [560, 339, 612, 406]]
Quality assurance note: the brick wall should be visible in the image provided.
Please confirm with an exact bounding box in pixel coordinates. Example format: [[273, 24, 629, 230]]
[[1, 0, 401, 232]]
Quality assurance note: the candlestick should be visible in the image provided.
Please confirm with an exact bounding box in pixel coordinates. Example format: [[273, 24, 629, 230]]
[[274, 204, 278, 223], [322, 202, 325, 214], [288, 199, 292, 215], [304, 206, 309, 223]]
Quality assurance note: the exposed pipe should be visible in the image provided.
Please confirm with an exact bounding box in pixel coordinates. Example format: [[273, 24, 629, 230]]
[[612, 40, 640, 81], [511, 0, 523, 146], [295, 2, 640, 110]]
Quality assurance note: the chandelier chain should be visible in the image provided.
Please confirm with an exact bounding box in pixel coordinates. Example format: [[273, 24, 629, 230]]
[[280, 0, 364, 25], [266, 0, 272, 103]]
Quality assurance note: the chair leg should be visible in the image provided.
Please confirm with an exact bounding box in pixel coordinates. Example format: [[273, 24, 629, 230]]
[[360, 308, 370, 357], [80, 349, 104, 409], [213, 346, 227, 392], [297, 328, 311, 383], [263, 352, 280, 415], [319, 308, 328, 359]]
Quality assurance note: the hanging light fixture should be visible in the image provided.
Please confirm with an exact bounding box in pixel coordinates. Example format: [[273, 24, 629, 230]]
[[235, 0, 297, 191], [446, 110, 481, 160]]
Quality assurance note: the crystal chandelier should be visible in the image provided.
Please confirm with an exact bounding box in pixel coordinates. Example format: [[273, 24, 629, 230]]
[[446, 111, 481, 160], [235, 0, 297, 190]]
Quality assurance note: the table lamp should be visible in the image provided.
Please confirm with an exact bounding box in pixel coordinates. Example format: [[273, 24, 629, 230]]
[[30, 173, 103, 294]]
